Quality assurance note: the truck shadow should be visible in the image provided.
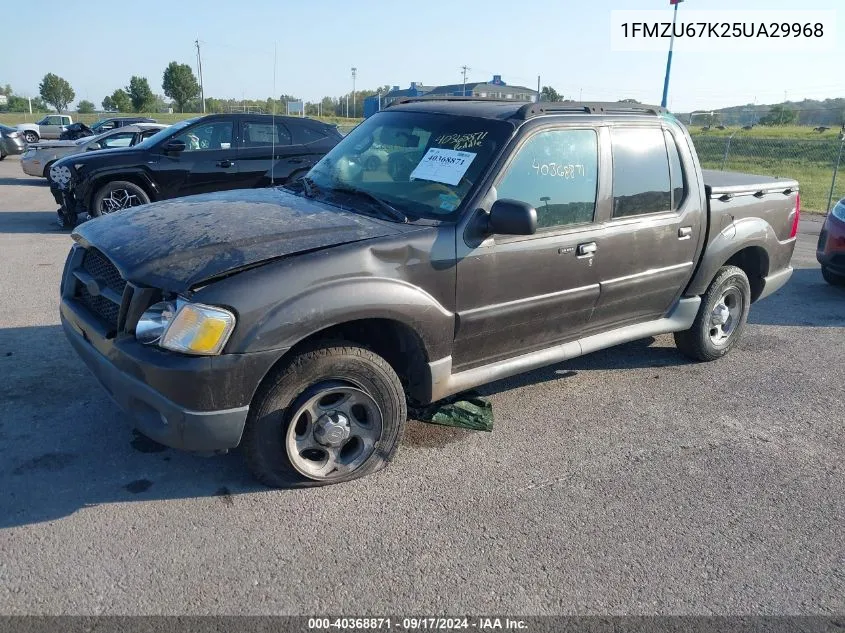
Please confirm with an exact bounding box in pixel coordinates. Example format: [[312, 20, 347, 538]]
[[748, 267, 845, 327], [0, 211, 66, 234]]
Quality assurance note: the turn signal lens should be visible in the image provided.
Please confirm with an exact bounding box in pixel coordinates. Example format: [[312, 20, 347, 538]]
[[789, 194, 800, 239], [160, 303, 236, 355]]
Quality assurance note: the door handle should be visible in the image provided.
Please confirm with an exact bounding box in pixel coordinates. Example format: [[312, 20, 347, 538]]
[[577, 242, 597, 256], [288, 158, 306, 164], [216, 160, 235, 168], [678, 226, 692, 240]]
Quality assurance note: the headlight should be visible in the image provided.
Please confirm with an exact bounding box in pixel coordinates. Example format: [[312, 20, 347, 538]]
[[831, 201, 845, 222], [137, 300, 236, 355], [136, 300, 178, 344]]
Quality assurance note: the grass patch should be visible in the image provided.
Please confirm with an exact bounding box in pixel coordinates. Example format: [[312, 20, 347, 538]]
[[0, 112, 362, 129]]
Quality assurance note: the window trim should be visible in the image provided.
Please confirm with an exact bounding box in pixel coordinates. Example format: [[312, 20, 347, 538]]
[[663, 127, 688, 211], [489, 124, 601, 238], [608, 124, 675, 222]]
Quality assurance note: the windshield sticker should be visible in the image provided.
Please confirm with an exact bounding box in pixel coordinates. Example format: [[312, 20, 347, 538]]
[[410, 148, 477, 186], [532, 158, 587, 179], [434, 132, 489, 151], [439, 193, 460, 211]]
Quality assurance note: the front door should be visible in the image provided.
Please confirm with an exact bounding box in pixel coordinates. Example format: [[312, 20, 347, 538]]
[[587, 125, 704, 333], [453, 126, 605, 370], [157, 119, 240, 198]]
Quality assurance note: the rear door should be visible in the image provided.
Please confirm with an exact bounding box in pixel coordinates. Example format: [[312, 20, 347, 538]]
[[237, 118, 303, 187], [586, 124, 704, 333], [453, 124, 606, 370], [155, 118, 239, 198]]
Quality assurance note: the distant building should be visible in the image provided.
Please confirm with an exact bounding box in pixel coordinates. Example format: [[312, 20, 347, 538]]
[[362, 75, 537, 118]]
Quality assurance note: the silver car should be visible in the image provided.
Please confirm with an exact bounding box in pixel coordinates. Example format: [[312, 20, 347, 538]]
[[20, 123, 168, 178]]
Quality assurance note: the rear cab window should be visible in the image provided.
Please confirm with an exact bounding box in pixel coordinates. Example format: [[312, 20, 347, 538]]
[[610, 127, 672, 218]]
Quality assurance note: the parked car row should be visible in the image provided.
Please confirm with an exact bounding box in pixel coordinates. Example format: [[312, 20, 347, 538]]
[[21, 123, 167, 178], [14, 114, 158, 144]]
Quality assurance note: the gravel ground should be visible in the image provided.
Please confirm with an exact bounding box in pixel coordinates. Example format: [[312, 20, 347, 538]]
[[0, 156, 842, 616]]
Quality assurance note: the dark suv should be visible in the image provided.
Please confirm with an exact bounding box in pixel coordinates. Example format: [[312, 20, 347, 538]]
[[51, 113, 343, 226]]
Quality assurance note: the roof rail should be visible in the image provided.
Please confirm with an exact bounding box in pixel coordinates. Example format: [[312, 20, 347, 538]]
[[387, 95, 517, 107], [515, 101, 666, 120]]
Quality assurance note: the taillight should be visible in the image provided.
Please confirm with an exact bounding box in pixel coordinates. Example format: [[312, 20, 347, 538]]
[[789, 194, 800, 239]]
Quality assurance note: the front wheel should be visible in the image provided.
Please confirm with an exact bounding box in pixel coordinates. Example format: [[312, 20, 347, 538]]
[[23, 131, 39, 144], [821, 266, 845, 287], [90, 180, 150, 217], [241, 343, 407, 488], [674, 265, 751, 362]]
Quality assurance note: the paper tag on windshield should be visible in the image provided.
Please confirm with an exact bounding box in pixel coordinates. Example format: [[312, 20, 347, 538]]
[[410, 148, 476, 186]]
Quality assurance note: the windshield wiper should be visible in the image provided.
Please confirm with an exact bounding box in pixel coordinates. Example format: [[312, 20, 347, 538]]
[[330, 186, 408, 223], [291, 175, 318, 198]]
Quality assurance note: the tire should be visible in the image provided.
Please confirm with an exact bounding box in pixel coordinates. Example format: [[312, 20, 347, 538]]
[[23, 131, 39, 144], [674, 265, 751, 362], [241, 343, 407, 488], [90, 180, 150, 217], [42, 160, 55, 179], [821, 266, 845, 286]]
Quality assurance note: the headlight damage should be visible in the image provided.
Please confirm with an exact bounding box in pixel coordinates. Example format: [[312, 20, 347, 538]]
[[136, 299, 236, 355]]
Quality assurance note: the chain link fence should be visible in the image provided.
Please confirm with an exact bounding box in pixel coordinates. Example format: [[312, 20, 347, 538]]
[[690, 134, 845, 213]]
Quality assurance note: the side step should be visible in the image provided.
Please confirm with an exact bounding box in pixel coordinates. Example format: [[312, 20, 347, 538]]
[[429, 297, 701, 402]]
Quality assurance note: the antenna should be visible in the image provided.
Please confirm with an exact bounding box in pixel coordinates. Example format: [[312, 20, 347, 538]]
[[195, 38, 205, 113], [271, 42, 277, 186]]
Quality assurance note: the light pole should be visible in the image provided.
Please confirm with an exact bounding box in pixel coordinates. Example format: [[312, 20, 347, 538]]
[[351, 67, 357, 118], [661, 0, 682, 108]]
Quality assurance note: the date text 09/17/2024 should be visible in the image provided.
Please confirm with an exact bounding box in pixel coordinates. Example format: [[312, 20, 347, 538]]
[[307, 617, 529, 630]]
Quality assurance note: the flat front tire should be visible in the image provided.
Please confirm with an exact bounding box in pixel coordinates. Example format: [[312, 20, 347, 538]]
[[674, 265, 751, 362], [242, 343, 407, 488]]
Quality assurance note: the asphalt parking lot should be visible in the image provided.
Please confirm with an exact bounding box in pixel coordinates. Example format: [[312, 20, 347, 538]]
[[0, 154, 842, 616]]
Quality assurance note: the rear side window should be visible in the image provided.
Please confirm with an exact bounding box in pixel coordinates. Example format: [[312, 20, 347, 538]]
[[496, 128, 599, 229], [291, 123, 330, 145], [611, 127, 671, 218], [242, 121, 292, 147], [664, 130, 686, 210]]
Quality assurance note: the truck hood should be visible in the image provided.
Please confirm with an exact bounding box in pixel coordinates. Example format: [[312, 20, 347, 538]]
[[72, 188, 422, 293]]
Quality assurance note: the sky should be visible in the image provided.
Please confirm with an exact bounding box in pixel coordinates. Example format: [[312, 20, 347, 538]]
[[1, 0, 842, 113]]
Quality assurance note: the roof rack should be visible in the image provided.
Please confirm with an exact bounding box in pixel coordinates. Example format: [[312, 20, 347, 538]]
[[514, 101, 666, 120]]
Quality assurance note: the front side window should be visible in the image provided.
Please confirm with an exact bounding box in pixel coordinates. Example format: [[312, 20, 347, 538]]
[[173, 121, 234, 151], [611, 127, 671, 218], [303, 110, 512, 221], [45, 116, 62, 125], [242, 120, 292, 147], [496, 129, 598, 229]]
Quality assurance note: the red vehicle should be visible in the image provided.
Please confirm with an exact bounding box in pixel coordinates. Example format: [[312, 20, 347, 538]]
[[817, 199, 845, 286]]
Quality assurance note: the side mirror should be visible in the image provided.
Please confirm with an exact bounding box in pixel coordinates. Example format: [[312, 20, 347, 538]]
[[87, 142, 102, 151], [488, 199, 537, 235], [164, 139, 186, 154]]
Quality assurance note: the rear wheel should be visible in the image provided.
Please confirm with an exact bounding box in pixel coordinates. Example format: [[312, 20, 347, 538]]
[[23, 131, 39, 144], [242, 343, 407, 488], [91, 180, 150, 217], [674, 265, 751, 362], [821, 266, 845, 286]]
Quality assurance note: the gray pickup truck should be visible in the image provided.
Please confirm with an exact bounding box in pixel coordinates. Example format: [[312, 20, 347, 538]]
[[59, 99, 800, 487]]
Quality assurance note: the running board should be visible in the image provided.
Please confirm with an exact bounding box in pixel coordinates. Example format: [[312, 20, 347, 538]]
[[428, 297, 701, 402]]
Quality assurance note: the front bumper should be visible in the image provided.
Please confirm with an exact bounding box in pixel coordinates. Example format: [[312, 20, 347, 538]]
[[61, 299, 283, 451], [816, 214, 845, 274]]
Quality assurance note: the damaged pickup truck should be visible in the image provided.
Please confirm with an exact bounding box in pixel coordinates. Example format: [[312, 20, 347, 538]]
[[60, 99, 800, 487]]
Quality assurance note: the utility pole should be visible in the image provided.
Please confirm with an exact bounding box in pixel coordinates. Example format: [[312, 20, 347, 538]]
[[351, 67, 357, 118], [661, 0, 682, 108], [461, 65, 470, 96], [195, 38, 205, 113], [537, 75, 540, 102]]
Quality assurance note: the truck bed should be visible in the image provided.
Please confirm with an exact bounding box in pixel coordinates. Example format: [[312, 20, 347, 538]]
[[703, 169, 799, 197]]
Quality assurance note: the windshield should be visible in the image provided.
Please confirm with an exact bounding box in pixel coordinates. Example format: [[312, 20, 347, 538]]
[[134, 118, 197, 150], [302, 111, 513, 221]]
